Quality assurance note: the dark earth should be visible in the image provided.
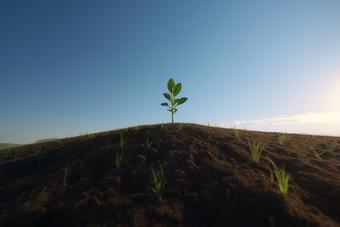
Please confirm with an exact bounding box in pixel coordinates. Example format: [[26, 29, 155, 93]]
[[0, 123, 339, 227]]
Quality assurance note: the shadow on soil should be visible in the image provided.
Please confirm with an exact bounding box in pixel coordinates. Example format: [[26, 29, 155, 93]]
[[0, 123, 340, 227]]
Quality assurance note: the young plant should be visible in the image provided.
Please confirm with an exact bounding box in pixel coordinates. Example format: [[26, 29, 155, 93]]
[[161, 78, 188, 123], [176, 122, 183, 132], [268, 159, 290, 194], [231, 124, 239, 138], [63, 163, 71, 187], [309, 146, 327, 157], [146, 130, 155, 148], [278, 131, 287, 145], [248, 140, 265, 163], [147, 161, 168, 195], [116, 133, 127, 170], [326, 140, 338, 158]]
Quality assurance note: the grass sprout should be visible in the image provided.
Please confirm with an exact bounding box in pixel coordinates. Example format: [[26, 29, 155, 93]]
[[147, 161, 168, 195], [176, 122, 183, 132], [268, 159, 290, 194], [116, 132, 127, 170], [146, 130, 155, 148], [326, 140, 338, 158], [231, 124, 239, 138], [309, 146, 327, 157], [248, 140, 265, 163], [278, 131, 287, 145]]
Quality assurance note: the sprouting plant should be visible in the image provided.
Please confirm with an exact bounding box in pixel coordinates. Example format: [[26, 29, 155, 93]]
[[146, 130, 155, 148], [248, 140, 265, 163], [63, 163, 71, 187], [35, 149, 42, 156], [268, 159, 290, 194], [326, 140, 338, 154], [62, 161, 78, 188], [309, 146, 327, 157], [176, 122, 183, 132], [231, 124, 239, 138], [278, 131, 287, 145], [120, 132, 127, 149], [147, 161, 168, 195], [86, 145, 97, 158], [161, 78, 188, 123], [116, 133, 126, 170], [135, 121, 139, 129]]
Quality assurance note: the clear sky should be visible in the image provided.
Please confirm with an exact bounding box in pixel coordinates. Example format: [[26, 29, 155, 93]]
[[1, 1, 340, 145]]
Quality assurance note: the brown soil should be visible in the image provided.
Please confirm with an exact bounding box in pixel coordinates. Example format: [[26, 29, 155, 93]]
[[0, 123, 340, 227]]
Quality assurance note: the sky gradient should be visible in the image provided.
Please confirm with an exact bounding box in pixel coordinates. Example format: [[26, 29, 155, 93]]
[[1, 1, 340, 145]]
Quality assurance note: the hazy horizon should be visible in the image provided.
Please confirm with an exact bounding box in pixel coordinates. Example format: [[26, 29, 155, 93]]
[[1, 1, 340, 144]]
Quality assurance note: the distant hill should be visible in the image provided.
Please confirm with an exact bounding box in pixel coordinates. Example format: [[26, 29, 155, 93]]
[[0, 143, 22, 149], [0, 138, 61, 149], [35, 138, 60, 143]]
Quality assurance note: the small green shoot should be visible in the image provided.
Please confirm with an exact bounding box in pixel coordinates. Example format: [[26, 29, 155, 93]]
[[120, 132, 127, 149], [146, 130, 155, 148], [278, 131, 287, 145], [86, 145, 97, 158], [147, 161, 168, 195], [63, 163, 71, 187], [309, 146, 327, 157], [326, 140, 338, 158], [248, 140, 265, 163], [35, 149, 42, 156], [268, 159, 290, 194], [231, 124, 239, 138], [176, 122, 183, 132], [116, 133, 127, 170]]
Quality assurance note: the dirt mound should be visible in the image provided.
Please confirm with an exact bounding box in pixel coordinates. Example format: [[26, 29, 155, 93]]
[[0, 123, 339, 227]]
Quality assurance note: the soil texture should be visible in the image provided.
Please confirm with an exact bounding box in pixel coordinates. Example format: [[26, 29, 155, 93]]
[[0, 123, 340, 227]]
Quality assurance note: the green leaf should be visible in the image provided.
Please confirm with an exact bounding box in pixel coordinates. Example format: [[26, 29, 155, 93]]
[[173, 83, 182, 97], [163, 93, 171, 101], [174, 98, 179, 106], [176, 97, 188, 105], [167, 78, 175, 93], [161, 103, 168, 106]]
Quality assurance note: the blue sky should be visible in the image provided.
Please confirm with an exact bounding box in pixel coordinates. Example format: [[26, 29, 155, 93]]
[[1, 1, 340, 145]]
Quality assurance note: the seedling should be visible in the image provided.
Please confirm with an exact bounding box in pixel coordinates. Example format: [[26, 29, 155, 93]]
[[63, 163, 71, 187], [146, 130, 155, 148], [231, 124, 239, 137], [326, 140, 338, 158], [278, 131, 287, 145], [268, 159, 290, 194], [116, 132, 127, 170], [248, 140, 265, 163], [63, 161, 78, 189], [161, 78, 188, 123], [86, 145, 97, 158], [309, 146, 327, 157], [176, 122, 183, 132], [147, 161, 168, 195]]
